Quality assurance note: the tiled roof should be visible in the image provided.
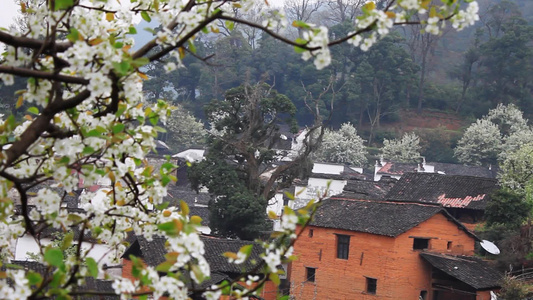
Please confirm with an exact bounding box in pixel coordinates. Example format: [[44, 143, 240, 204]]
[[377, 162, 418, 175], [189, 206, 210, 226], [309, 172, 366, 181], [132, 235, 264, 275], [421, 252, 502, 290], [310, 198, 466, 237], [385, 173, 498, 210], [430, 163, 496, 178], [333, 178, 396, 200], [165, 185, 210, 206], [202, 236, 264, 274], [5, 261, 118, 299]]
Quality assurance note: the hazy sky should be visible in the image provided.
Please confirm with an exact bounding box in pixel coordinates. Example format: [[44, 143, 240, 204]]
[[0, 0, 20, 29]]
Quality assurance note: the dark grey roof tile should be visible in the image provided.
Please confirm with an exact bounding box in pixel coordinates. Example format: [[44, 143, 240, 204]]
[[385, 173, 498, 210], [310, 198, 444, 237], [421, 252, 502, 290]]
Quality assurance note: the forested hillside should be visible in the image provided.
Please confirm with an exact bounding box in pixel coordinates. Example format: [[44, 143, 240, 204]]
[[1, 0, 530, 162], [143, 0, 531, 156]]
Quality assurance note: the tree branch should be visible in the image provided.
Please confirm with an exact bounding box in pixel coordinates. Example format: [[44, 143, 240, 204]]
[[0, 31, 72, 52], [4, 90, 91, 167], [0, 66, 89, 85]]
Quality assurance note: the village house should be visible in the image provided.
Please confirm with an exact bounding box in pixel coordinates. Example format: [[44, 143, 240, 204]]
[[122, 235, 281, 300], [374, 158, 496, 182], [385, 172, 499, 230], [290, 198, 501, 300]]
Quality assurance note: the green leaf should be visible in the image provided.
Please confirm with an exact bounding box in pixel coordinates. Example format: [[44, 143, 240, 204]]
[[49, 270, 65, 288], [157, 219, 182, 235], [188, 40, 196, 54], [269, 272, 281, 286], [82, 146, 95, 155], [67, 213, 83, 223], [180, 200, 189, 216], [292, 20, 310, 29], [113, 42, 124, 49], [161, 175, 171, 186], [148, 114, 159, 126], [27, 271, 43, 286], [239, 244, 253, 257], [86, 257, 99, 278], [294, 46, 306, 54], [54, 0, 74, 10], [143, 27, 156, 35], [160, 162, 175, 172], [27, 107, 39, 115], [141, 11, 151, 22], [155, 261, 173, 273], [61, 232, 73, 251], [128, 26, 137, 34], [112, 123, 125, 134], [284, 191, 295, 200], [155, 202, 169, 210], [86, 129, 103, 137], [66, 28, 80, 42], [112, 61, 131, 77], [132, 57, 150, 68], [225, 20, 234, 31], [44, 248, 64, 267]]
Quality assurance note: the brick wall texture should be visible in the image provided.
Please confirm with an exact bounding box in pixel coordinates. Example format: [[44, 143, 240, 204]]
[[290, 213, 494, 300]]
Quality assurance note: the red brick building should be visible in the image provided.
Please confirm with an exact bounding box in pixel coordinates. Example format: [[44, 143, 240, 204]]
[[290, 198, 501, 300]]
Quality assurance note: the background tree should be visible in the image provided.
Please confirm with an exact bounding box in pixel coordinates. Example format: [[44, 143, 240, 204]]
[[166, 105, 207, 152], [381, 132, 421, 163], [485, 188, 531, 230], [499, 143, 533, 194], [313, 122, 367, 166], [454, 104, 532, 165], [189, 83, 321, 239]]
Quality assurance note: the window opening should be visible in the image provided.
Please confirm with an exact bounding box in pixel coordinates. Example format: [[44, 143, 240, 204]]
[[306, 267, 316, 282], [413, 238, 429, 250], [337, 234, 350, 259], [366, 277, 377, 294]]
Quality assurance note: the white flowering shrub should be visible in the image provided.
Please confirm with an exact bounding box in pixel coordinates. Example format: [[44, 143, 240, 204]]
[[0, 0, 479, 298], [381, 132, 421, 163], [313, 122, 367, 166], [166, 104, 206, 151], [454, 104, 532, 165], [499, 142, 533, 194]]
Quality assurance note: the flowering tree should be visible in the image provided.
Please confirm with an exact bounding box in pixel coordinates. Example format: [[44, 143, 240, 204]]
[[381, 132, 421, 163], [313, 122, 367, 166], [166, 104, 206, 152], [454, 104, 532, 165], [0, 0, 479, 298], [499, 142, 533, 195]]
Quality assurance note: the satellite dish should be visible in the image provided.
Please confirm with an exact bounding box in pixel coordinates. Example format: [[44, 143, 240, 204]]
[[490, 291, 498, 300], [481, 240, 500, 255]]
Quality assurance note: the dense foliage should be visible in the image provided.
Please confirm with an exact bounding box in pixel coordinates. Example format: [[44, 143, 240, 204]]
[[454, 104, 533, 166], [381, 132, 421, 163], [136, 0, 533, 150], [189, 83, 303, 239], [313, 122, 367, 166]]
